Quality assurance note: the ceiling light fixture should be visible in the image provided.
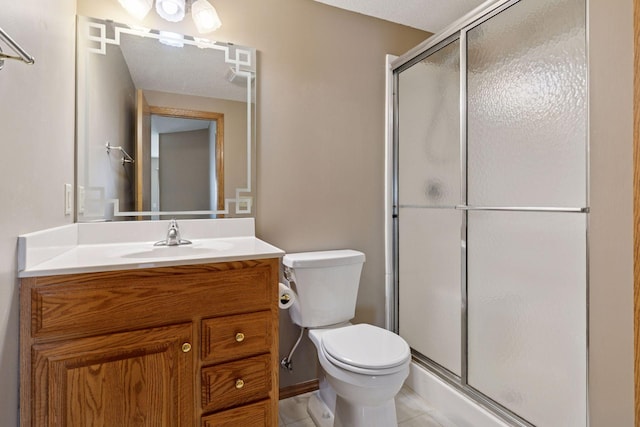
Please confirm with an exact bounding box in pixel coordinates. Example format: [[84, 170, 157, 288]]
[[118, 0, 222, 33]]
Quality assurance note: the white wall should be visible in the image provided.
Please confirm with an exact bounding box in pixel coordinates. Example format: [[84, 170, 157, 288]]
[[0, 1, 76, 425]]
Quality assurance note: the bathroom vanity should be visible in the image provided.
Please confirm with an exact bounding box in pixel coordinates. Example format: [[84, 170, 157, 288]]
[[18, 219, 283, 426]]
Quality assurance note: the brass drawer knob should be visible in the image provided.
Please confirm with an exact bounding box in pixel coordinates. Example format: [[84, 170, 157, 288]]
[[235, 379, 245, 389], [235, 332, 245, 342], [181, 342, 192, 353]]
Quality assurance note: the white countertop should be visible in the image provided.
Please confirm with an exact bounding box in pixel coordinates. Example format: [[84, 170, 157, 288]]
[[18, 218, 284, 278]]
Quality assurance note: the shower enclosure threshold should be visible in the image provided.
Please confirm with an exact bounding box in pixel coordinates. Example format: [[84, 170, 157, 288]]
[[405, 361, 517, 427]]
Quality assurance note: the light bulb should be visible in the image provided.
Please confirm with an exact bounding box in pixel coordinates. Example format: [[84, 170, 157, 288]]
[[192, 0, 222, 33], [156, 0, 186, 22], [118, 0, 153, 20], [162, 2, 179, 15]]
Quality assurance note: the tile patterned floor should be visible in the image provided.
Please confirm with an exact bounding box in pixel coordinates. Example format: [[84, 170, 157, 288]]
[[278, 385, 457, 427]]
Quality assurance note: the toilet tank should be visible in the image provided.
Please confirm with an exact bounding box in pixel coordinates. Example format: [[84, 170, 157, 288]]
[[283, 250, 365, 328]]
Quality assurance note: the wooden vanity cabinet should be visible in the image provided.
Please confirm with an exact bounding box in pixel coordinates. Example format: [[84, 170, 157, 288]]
[[20, 258, 280, 427]]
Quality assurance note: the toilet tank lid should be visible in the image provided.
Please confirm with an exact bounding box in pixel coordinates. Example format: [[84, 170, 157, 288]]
[[283, 250, 365, 268]]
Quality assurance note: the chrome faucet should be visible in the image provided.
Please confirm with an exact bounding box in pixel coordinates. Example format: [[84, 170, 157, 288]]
[[154, 219, 192, 246]]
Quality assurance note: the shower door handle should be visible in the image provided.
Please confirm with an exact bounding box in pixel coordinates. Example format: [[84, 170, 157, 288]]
[[454, 205, 589, 213]]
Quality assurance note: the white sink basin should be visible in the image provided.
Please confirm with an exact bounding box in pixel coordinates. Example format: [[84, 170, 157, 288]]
[[121, 241, 234, 259]]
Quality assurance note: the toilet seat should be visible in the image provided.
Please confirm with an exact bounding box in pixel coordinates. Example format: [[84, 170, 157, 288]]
[[320, 324, 410, 375], [321, 346, 408, 376]]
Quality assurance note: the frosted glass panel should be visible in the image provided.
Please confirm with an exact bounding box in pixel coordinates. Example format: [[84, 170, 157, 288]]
[[467, 0, 586, 207], [399, 208, 461, 375], [467, 211, 586, 426], [398, 40, 460, 207]]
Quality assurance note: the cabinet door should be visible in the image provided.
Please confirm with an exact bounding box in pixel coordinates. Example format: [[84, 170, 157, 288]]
[[31, 323, 194, 427]]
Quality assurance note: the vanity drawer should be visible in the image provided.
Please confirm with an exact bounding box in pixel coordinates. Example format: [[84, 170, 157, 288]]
[[29, 263, 272, 340], [201, 353, 271, 413], [202, 311, 272, 365], [201, 399, 271, 427]]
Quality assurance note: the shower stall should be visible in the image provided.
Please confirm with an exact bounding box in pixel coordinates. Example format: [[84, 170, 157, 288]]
[[388, 0, 588, 425]]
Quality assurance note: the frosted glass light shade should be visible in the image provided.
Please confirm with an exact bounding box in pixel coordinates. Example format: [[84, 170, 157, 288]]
[[156, 0, 186, 22], [192, 0, 222, 33], [118, 0, 153, 20]]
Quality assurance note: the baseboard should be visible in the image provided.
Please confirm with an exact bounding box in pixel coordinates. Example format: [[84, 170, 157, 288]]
[[279, 379, 319, 400]]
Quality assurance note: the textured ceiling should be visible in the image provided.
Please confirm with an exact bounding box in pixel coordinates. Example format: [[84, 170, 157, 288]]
[[118, 34, 249, 102], [314, 0, 486, 33]]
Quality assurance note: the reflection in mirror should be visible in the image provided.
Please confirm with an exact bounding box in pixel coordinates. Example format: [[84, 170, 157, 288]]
[[76, 16, 256, 221], [149, 109, 224, 217]]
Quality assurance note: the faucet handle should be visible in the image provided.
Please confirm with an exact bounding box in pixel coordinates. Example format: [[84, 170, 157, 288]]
[[155, 219, 191, 246], [167, 219, 180, 245]]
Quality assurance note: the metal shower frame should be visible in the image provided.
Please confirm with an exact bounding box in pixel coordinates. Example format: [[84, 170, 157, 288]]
[[385, 0, 590, 426]]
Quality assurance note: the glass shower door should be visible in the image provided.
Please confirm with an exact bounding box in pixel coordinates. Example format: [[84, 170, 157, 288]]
[[466, 211, 587, 426], [397, 39, 462, 376], [466, 0, 587, 208], [393, 0, 588, 424], [465, 0, 587, 425]]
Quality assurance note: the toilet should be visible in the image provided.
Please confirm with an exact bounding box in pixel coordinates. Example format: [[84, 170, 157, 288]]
[[282, 250, 411, 427]]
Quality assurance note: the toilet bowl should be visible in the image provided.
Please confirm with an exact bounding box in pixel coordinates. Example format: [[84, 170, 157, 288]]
[[307, 324, 410, 427], [282, 250, 411, 427]]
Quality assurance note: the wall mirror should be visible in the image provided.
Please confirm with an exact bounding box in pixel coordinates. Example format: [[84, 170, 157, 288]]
[[76, 16, 256, 221]]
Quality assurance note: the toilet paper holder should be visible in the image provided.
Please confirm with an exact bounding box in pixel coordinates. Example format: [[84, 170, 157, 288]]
[[279, 277, 302, 371], [278, 282, 296, 310], [280, 292, 291, 306]]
